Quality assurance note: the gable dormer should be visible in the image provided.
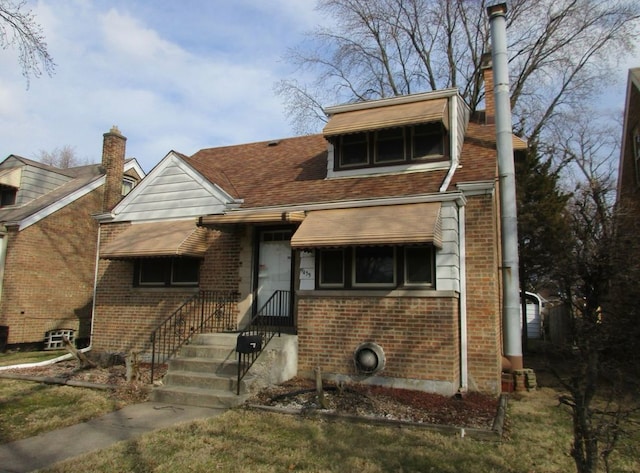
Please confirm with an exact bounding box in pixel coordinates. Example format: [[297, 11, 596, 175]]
[[323, 89, 469, 179]]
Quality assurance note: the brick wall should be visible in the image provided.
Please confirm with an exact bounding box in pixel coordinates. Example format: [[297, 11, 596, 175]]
[[0, 189, 102, 345], [91, 222, 241, 354], [297, 295, 460, 392], [296, 193, 502, 395], [101, 128, 126, 212], [464, 194, 502, 393]]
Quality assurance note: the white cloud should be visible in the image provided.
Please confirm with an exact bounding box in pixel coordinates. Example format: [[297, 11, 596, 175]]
[[0, 0, 319, 172]]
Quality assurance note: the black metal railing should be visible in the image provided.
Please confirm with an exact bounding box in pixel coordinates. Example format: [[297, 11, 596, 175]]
[[236, 290, 290, 394], [149, 290, 238, 383]]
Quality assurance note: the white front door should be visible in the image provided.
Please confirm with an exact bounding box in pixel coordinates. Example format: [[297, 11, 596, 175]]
[[257, 230, 292, 318]]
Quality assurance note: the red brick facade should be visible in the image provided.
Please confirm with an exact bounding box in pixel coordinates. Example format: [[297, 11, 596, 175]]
[[91, 223, 242, 354], [464, 194, 502, 393], [297, 295, 460, 390], [294, 193, 503, 394], [0, 190, 102, 346]]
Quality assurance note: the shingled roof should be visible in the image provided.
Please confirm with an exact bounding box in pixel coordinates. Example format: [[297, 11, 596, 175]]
[[187, 121, 501, 209]]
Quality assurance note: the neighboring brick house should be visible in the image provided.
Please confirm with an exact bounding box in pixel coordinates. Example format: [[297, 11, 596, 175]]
[[0, 128, 144, 350], [618, 68, 640, 218], [614, 68, 640, 328], [93, 74, 526, 395]]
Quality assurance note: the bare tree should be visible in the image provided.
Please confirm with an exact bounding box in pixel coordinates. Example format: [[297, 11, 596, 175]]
[[0, 0, 55, 86], [544, 110, 640, 473], [37, 145, 88, 168], [277, 0, 640, 144]]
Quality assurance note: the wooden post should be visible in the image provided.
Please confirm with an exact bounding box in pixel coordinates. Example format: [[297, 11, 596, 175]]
[[62, 336, 96, 370], [125, 351, 141, 382], [314, 366, 328, 409]]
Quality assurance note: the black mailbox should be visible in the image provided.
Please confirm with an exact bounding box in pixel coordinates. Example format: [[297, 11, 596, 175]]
[[236, 334, 262, 354]]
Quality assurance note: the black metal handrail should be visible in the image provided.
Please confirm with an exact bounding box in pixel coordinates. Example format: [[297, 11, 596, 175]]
[[236, 290, 289, 394], [149, 290, 238, 383]]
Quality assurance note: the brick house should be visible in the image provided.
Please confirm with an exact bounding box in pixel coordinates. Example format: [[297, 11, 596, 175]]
[[613, 68, 640, 328], [617, 68, 640, 219], [0, 128, 144, 350], [92, 73, 526, 397]]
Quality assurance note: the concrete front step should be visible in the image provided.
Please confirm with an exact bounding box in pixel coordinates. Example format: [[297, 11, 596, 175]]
[[168, 357, 238, 375], [151, 385, 249, 409], [191, 332, 239, 346], [151, 332, 252, 409], [163, 370, 248, 392], [179, 344, 236, 360]]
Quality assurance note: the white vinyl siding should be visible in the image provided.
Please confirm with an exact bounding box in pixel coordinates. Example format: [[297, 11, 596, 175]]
[[434, 201, 460, 292], [113, 153, 232, 222], [10, 163, 71, 206]]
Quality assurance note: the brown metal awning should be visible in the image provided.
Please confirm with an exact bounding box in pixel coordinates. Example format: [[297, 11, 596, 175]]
[[290, 203, 442, 249], [323, 98, 449, 137], [200, 210, 306, 226], [100, 220, 208, 259], [513, 135, 528, 150]]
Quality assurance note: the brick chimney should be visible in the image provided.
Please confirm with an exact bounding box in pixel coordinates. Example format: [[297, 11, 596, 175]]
[[481, 52, 495, 124], [102, 126, 127, 211]]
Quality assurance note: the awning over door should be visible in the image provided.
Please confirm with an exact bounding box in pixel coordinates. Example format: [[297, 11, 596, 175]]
[[323, 98, 448, 137], [100, 220, 208, 259], [290, 202, 442, 249]]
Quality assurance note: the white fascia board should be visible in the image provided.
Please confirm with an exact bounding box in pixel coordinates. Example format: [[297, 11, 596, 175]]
[[456, 180, 495, 196], [18, 176, 105, 230], [124, 159, 146, 179], [216, 191, 467, 217], [324, 88, 459, 115], [326, 160, 451, 179]]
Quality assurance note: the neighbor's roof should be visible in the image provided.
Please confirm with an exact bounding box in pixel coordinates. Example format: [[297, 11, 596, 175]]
[[0, 158, 141, 228], [0, 163, 104, 226], [187, 121, 502, 209]]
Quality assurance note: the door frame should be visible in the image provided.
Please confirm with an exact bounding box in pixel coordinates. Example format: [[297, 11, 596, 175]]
[[251, 226, 296, 328]]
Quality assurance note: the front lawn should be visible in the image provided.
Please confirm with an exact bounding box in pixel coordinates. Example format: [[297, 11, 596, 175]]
[[0, 350, 67, 367], [37, 388, 640, 473]]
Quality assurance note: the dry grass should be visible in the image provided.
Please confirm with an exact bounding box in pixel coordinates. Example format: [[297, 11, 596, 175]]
[[38, 388, 640, 473], [0, 379, 126, 443], [0, 350, 66, 367], [2, 349, 638, 472]]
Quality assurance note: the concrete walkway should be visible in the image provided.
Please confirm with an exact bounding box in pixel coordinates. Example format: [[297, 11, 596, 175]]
[[0, 402, 225, 473]]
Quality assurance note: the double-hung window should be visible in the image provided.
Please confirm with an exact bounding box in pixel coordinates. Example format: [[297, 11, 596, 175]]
[[335, 124, 446, 170], [339, 133, 369, 167], [135, 257, 200, 287], [317, 245, 434, 289], [412, 124, 444, 159]]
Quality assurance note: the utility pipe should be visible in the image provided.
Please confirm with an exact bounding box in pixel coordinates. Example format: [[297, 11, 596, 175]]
[[487, 3, 523, 370]]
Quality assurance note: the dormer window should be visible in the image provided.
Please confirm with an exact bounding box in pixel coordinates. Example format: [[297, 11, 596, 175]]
[[413, 123, 444, 158], [122, 177, 136, 196], [375, 128, 405, 164], [0, 185, 17, 207], [334, 123, 447, 171], [322, 91, 470, 179], [340, 133, 369, 167]]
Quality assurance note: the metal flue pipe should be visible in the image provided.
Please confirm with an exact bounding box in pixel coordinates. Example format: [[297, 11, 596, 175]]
[[487, 2, 523, 370]]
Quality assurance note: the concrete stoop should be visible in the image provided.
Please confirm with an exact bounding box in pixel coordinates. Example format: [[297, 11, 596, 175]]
[[150, 333, 253, 409]]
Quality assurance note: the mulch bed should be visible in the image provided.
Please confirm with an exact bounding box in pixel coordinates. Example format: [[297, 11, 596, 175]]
[[247, 377, 499, 430], [3, 361, 500, 431]]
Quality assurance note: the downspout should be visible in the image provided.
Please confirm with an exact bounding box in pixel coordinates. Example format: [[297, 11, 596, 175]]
[[458, 203, 468, 391], [439, 94, 459, 193], [488, 3, 523, 370], [85, 225, 103, 354], [0, 226, 7, 307]]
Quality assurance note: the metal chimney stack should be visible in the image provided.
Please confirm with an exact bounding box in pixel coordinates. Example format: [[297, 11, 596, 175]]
[[487, 2, 523, 371]]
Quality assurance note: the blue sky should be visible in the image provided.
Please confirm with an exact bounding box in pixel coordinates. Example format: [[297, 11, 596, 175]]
[[0, 0, 323, 172], [0, 1, 637, 174]]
